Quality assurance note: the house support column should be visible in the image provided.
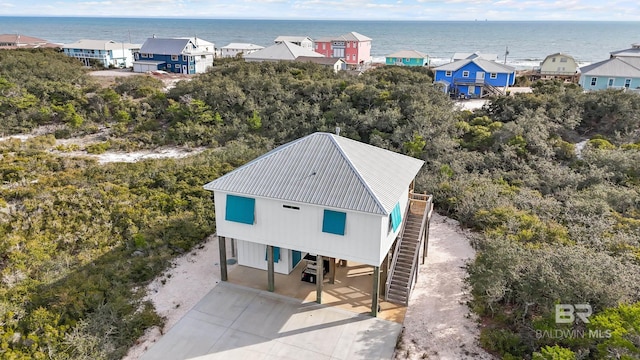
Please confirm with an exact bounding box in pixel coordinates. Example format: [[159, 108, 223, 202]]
[[267, 245, 275, 292], [219, 236, 228, 281], [316, 255, 323, 304], [328, 257, 336, 284], [231, 238, 237, 258], [372, 266, 380, 317], [380, 254, 389, 297]]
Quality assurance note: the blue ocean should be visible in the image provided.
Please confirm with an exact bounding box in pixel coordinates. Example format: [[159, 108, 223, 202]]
[[1, 17, 639, 69]]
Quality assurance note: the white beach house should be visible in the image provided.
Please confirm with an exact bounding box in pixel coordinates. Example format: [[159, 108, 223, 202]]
[[204, 132, 433, 315]]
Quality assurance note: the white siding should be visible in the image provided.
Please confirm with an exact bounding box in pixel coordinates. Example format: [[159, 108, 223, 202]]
[[236, 240, 294, 274], [215, 192, 387, 266]]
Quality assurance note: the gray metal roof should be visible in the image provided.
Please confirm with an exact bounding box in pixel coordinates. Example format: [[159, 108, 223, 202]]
[[204, 132, 424, 215], [139, 37, 213, 56], [221, 43, 264, 50], [63, 39, 140, 50], [244, 41, 324, 61], [452, 52, 498, 61], [274, 36, 312, 43], [580, 57, 640, 77], [434, 58, 515, 73]]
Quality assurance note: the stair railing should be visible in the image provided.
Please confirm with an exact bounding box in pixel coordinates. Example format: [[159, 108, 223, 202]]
[[385, 202, 411, 301], [406, 194, 433, 297]]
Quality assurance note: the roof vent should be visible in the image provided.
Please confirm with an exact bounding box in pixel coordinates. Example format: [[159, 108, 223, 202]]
[[335, 126, 341, 136]]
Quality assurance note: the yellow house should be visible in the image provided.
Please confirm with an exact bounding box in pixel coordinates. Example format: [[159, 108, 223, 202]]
[[539, 53, 579, 82]]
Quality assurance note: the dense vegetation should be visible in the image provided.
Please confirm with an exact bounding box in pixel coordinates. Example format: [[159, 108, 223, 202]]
[[1, 48, 640, 359]]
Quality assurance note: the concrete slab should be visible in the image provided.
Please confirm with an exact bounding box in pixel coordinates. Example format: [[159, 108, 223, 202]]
[[140, 283, 401, 360]]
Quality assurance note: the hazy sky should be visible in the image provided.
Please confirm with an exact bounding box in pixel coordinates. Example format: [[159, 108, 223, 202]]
[[1, 0, 639, 20]]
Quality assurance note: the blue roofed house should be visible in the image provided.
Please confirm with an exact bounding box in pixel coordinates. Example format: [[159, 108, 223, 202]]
[[433, 58, 516, 98], [133, 37, 214, 74], [579, 43, 640, 92], [385, 50, 429, 67], [203, 132, 433, 315]]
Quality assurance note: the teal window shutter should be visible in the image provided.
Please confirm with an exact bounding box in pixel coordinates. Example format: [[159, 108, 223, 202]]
[[225, 194, 255, 224], [265, 246, 280, 263], [391, 202, 402, 232], [322, 210, 346, 235]]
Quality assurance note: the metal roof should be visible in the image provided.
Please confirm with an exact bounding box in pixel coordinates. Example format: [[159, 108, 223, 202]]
[[434, 58, 515, 73], [387, 50, 428, 59], [139, 37, 213, 55], [580, 57, 640, 77], [274, 36, 312, 43], [244, 41, 324, 61], [610, 43, 640, 58], [0, 34, 48, 45], [63, 39, 140, 50], [204, 132, 424, 215], [452, 52, 498, 61], [315, 32, 372, 43]]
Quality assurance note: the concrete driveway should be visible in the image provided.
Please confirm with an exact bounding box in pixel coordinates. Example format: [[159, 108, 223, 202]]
[[140, 282, 401, 360]]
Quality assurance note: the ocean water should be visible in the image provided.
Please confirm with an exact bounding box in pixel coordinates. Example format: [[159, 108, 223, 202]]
[[1, 17, 640, 69]]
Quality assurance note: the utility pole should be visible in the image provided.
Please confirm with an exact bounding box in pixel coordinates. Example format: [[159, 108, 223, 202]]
[[504, 46, 509, 65]]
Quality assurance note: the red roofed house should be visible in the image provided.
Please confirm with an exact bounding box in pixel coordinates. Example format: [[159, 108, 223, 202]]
[[314, 32, 372, 67], [0, 34, 59, 49]]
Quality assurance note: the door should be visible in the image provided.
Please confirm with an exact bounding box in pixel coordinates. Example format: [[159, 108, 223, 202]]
[[476, 71, 485, 83], [182, 65, 188, 74]]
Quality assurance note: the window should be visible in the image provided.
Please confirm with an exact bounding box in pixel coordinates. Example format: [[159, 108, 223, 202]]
[[171, 55, 178, 61], [490, 73, 497, 79], [590, 77, 597, 86], [283, 204, 300, 210], [265, 246, 281, 263], [390, 203, 402, 232], [552, 58, 556, 62], [445, 70, 452, 77], [149, 54, 153, 58], [225, 194, 255, 224], [189, 56, 194, 62], [347, 42, 350, 48], [167, 64, 172, 68], [405, 58, 410, 62], [608, 78, 615, 87], [182, 55, 187, 62], [462, 70, 469, 77], [141, 53, 148, 58], [322, 210, 346, 235], [189, 65, 194, 70], [560, 57, 567, 63], [322, 43, 326, 50], [625, 79, 632, 88]]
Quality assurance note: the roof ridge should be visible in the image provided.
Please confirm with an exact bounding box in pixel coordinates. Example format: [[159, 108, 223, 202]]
[[618, 57, 640, 72], [327, 133, 388, 215]]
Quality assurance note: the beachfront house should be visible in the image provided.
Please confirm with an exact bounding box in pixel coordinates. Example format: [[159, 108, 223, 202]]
[[220, 43, 264, 58], [244, 41, 324, 62], [274, 36, 314, 50], [296, 56, 346, 73], [133, 37, 214, 74], [204, 132, 433, 315], [314, 32, 372, 67], [385, 50, 429, 67], [578, 57, 640, 91], [452, 52, 498, 62], [63, 39, 141, 68], [610, 43, 640, 59], [0, 34, 58, 49], [433, 58, 516, 98], [538, 53, 579, 82]]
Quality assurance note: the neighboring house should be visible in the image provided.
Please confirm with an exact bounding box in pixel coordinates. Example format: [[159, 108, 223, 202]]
[[433, 58, 516, 98], [579, 57, 640, 92], [296, 56, 346, 72], [274, 36, 314, 50], [244, 41, 324, 62], [538, 53, 579, 82], [63, 39, 141, 67], [133, 37, 214, 74], [610, 43, 640, 59], [314, 32, 372, 66], [0, 34, 58, 49], [451, 52, 498, 62], [385, 50, 429, 67], [220, 43, 264, 58], [204, 132, 432, 315]]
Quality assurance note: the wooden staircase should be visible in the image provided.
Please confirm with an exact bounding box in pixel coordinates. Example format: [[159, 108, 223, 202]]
[[385, 193, 433, 306]]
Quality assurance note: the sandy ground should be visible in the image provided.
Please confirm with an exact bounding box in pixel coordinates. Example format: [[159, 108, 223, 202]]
[[122, 235, 235, 360], [122, 213, 492, 360], [394, 213, 494, 360]]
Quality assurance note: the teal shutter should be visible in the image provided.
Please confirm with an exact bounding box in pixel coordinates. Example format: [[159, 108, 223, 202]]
[[322, 210, 346, 235], [225, 194, 255, 224], [265, 246, 280, 263], [391, 202, 402, 232]]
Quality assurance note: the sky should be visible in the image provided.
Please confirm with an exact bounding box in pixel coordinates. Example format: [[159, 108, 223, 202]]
[[0, 0, 639, 21]]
